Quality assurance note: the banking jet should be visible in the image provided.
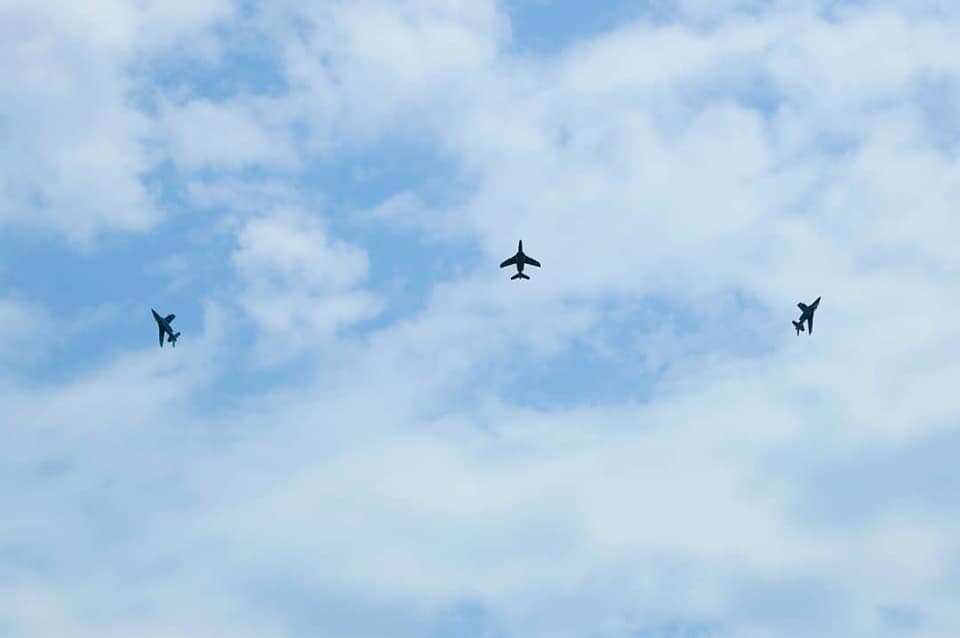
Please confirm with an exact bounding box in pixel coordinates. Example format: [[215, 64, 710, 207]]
[[500, 240, 541, 280], [793, 297, 821, 336], [152, 308, 181, 348]]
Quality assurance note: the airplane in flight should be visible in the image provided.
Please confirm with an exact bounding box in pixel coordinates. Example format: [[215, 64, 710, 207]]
[[794, 297, 821, 335], [151, 309, 180, 348], [500, 240, 541, 280]]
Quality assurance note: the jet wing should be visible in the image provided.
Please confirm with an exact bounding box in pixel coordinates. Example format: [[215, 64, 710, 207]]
[[522, 255, 541, 268], [158, 325, 165, 348], [798, 302, 809, 312], [500, 255, 518, 268], [165, 314, 175, 323], [806, 315, 814, 335]]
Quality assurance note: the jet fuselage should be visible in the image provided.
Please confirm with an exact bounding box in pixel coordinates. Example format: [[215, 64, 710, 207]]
[[794, 297, 821, 336], [152, 308, 180, 347]]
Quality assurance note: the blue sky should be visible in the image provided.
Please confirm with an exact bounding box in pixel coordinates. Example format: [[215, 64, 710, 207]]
[[3, 1, 960, 636]]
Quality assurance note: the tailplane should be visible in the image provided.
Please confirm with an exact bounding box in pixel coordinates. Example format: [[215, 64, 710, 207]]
[[792, 320, 804, 335], [169, 332, 180, 347], [511, 272, 530, 280]]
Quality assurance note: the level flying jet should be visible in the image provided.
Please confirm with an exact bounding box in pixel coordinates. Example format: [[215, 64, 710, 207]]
[[500, 240, 541, 280], [794, 297, 821, 336], [152, 308, 180, 348]]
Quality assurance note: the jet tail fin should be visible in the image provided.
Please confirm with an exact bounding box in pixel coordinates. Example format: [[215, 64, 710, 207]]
[[511, 272, 530, 280]]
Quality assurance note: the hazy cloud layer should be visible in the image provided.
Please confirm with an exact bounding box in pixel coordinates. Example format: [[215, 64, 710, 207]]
[[2, 1, 960, 637]]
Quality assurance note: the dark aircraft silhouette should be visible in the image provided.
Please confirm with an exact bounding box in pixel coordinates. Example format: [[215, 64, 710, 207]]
[[152, 309, 180, 348], [794, 297, 821, 336], [500, 240, 541, 280]]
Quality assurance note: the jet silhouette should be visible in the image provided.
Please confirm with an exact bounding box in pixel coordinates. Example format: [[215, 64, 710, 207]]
[[794, 297, 820, 336], [500, 240, 541, 280], [152, 308, 180, 348]]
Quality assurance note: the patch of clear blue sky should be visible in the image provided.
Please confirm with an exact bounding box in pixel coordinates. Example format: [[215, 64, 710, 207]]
[[492, 289, 780, 410], [504, 0, 660, 53], [298, 140, 479, 327], [244, 576, 428, 637], [240, 574, 514, 638], [780, 425, 960, 531], [632, 622, 724, 638]]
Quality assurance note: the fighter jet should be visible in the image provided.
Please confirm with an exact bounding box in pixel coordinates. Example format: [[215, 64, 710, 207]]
[[794, 297, 821, 336], [151, 308, 180, 348], [500, 240, 541, 280]]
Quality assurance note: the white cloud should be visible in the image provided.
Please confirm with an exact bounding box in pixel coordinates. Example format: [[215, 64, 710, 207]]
[[232, 211, 380, 362], [0, 297, 51, 367], [0, 1, 234, 243], [160, 98, 298, 173], [261, 0, 507, 148]]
